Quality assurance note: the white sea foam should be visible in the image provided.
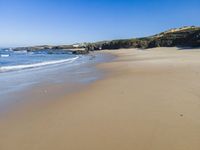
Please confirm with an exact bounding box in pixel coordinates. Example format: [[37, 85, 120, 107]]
[[14, 50, 27, 54], [0, 54, 10, 58], [0, 56, 79, 72]]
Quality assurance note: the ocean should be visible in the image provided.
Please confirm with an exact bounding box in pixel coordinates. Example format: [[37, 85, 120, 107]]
[[0, 48, 79, 72], [0, 48, 114, 110]]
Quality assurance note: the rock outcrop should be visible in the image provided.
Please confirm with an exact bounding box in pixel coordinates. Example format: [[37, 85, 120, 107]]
[[11, 26, 200, 54], [86, 26, 200, 50]]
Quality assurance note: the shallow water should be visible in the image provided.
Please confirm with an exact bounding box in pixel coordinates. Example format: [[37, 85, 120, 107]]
[[0, 50, 115, 112], [0, 49, 77, 72]]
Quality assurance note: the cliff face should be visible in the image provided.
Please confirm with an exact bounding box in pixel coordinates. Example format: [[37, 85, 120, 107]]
[[13, 45, 86, 52], [86, 26, 200, 50], [11, 26, 200, 54], [148, 26, 200, 48]]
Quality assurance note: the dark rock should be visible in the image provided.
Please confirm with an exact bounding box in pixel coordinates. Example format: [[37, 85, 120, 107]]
[[11, 26, 200, 53], [72, 50, 89, 55], [86, 26, 200, 51]]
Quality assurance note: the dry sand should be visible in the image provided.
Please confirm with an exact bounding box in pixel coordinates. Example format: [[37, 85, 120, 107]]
[[1, 47, 200, 150]]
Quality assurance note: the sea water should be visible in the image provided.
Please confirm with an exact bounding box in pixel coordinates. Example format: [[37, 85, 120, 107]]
[[0, 48, 114, 106], [0, 49, 79, 72]]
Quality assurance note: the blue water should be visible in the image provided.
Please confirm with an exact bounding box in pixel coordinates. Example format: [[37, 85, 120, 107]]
[[0, 48, 114, 99], [0, 48, 115, 114], [0, 48, 78, 72]]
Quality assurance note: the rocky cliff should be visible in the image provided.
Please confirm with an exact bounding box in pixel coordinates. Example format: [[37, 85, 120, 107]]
[[11, 26, 200, 54], [86, 26, 200, 51]]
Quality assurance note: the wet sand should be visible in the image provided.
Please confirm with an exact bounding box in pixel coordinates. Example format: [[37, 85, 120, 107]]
[[1, 47, 200, 150]]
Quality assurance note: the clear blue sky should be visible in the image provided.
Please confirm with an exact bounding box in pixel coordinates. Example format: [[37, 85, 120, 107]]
[[0, 0, 199, 47]]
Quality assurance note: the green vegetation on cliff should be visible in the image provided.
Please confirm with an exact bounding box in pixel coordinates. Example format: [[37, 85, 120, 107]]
[[86, 26, 200, 51], [12, 26, 200, 54]]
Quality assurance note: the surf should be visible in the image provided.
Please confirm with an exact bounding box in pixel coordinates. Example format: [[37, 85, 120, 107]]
[[0, 56, 79, 72]]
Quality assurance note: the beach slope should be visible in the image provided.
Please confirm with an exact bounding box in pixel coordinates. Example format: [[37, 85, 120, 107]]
[[0, 47, 200, 150]]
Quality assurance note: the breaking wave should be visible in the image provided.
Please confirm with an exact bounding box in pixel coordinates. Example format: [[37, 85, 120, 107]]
[[0, 56, 79, 72]]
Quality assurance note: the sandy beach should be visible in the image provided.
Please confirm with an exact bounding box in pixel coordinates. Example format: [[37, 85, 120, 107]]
[[1, 47, 200, 150]]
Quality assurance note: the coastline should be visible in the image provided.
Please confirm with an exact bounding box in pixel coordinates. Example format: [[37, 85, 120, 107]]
[[0, 52, 115, 115], [1, 47, 200, 150]]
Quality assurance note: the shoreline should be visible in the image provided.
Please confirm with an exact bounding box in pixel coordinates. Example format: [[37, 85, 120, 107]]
[[0, 52, 116, 116], [1, 47, 200, 150]]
